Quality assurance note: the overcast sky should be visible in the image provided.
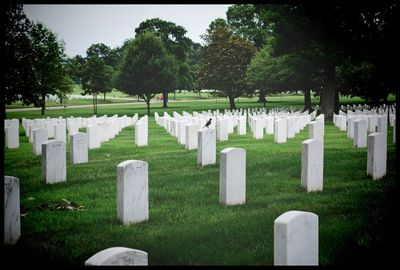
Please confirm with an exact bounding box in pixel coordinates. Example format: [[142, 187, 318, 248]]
[[23, 4, 231, 57]]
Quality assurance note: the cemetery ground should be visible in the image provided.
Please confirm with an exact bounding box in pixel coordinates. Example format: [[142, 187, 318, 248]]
[[3, 96, 397, 265]]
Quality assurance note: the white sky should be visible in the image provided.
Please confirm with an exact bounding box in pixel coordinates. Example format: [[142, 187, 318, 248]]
[[23, 4, 231, 57]]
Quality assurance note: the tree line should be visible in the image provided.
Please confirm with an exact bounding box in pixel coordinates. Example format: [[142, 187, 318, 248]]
[[4, 4, 399, 119]]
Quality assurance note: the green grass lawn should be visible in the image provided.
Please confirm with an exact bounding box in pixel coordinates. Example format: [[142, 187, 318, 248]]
[[3, 98, 397, 265]]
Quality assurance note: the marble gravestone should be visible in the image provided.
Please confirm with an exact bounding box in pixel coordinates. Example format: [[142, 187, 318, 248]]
[[4, 176, 21, 245], [274, 210, 319, 266], [135, 122, 148, 147], [309, 121, 324, 141], [117, 160, 149, 224], [54, 124, 66, 143], [5, 126, 19, 149], [220, 148, 246, 206], [274, 119, 287, 144], [301, 139, 323, 192], [87, 125, 101, 149], [70, 132, 88, 164], [85, 247, 148, 266], [33, 128, 48, 155], [42, 140, 66, 184], [253, 118, 264, 139], [185, 123, 199, 150], [197, 128, 216, 166], [237, 116, 246, 135], [265, 116, 274, 135], [367, 132, 387, 180], [353, 119, 367, 148], [377, 115, 388, 133], [217, 118, 228, 142]]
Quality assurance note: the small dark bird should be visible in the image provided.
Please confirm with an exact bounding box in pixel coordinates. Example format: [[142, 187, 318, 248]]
[[203, 118, 212, 128]]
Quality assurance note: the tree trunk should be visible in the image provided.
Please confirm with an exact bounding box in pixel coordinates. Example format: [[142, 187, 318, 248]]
[[321, 61, 336, 121], [304, 89, 311, 112], [163, 90, 168, 108], [334, 89, 340, 114], [145, 99, 151, 115], [93, 93, 96, 114], [41, 94, 46, 115], [258, 89, 267, 107], [228, 94, 236, 110]]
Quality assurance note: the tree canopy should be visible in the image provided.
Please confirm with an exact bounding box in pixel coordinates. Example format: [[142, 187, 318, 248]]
[[197, 21, 256, 109], [116, 32, 179, 115]]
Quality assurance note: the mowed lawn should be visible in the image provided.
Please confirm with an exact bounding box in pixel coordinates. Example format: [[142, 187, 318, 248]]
[[3, 97, 397, 265]]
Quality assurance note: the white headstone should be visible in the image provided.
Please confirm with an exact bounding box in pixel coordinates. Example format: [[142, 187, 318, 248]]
[[4, 176, 20, 245], [42, 140, 66, 184], [5, 126, 19, 149], [301, 139, 323, 192], [220, 148, 246, 206], [287, 118, 296, 139], [377, 115, 387, 133], [87, 125, 101, 149], [135, 122, 148, 147], [117, 160, 149, 224], [185, 123, 199, 150], [309, 121, 324, 141], [367, 115, 377, 133], [274, 119, 287, 144], [347, 117, 355, 139], [353, 119, 367, 148], [197, 128, 216, 166], [70, 132, 88, 164], [253, 118, 264, 139], [237, 116, 246, 135], [85, 247, 148, 266], [54, 124, 66, 143], [274, 210, 318, 265], [33, 128, 48, 155], [265, 116, 274, 135], [217, 118, 228, 142], [367, 132, 387, 180]]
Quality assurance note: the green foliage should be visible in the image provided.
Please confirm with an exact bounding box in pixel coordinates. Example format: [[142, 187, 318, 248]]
[[4, 4, 37, 106], [116, 32, 179, 114], [197, 23, 256, 109], [227, 4, 269, 49], [135, 18, 194, 94]]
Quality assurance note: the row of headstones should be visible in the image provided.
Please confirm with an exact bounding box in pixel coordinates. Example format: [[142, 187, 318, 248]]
[[333, 107, 390, 179], [4, 114, 139, 150], [247, 112, 318, 142], [334, 111, 396, 146], [341, 103, 396, 115], [154, 109, 319, 148]]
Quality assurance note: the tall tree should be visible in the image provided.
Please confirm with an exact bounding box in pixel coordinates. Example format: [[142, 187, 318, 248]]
[[135, 18, 192, 108], [81, 55, 113, 114], [30, 22, 73, 115], [116, 32, 179, 115], [4, 4, 37, 112], [86, 43, 116, 100], [197, 21, 256, 109], [227, 4, 272, 104]]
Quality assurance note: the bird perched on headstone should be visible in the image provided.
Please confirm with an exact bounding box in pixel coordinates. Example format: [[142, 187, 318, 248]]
[[203, 118, 212, 128]]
